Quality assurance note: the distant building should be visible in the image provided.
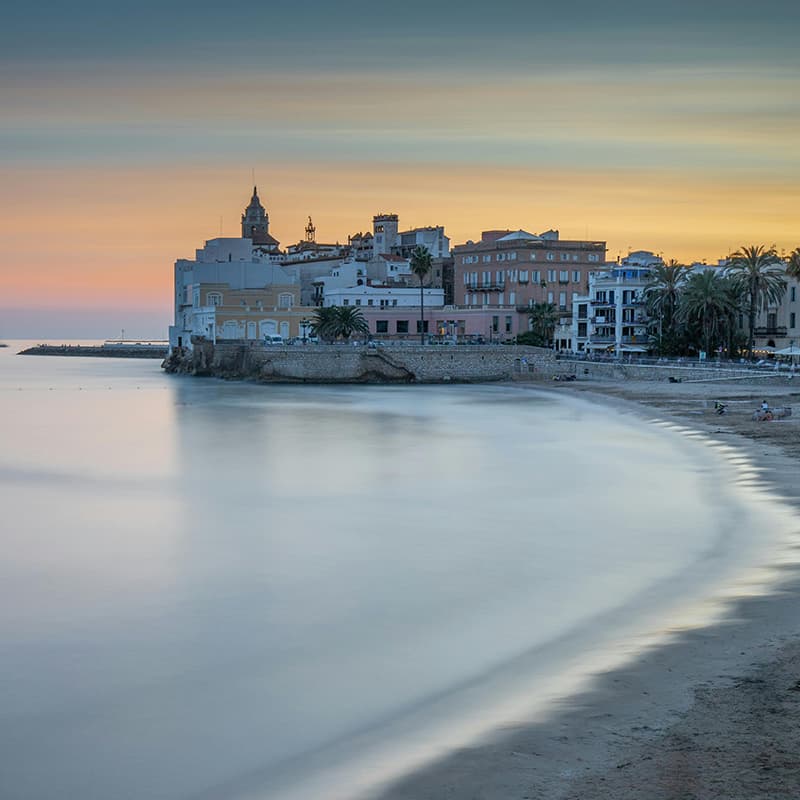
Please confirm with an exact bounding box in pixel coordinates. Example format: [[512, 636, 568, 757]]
[[572, 264, 651, 355], [241, 186, 281, 254], [169, 237, 310, 349], [453, 229, 606, 311]]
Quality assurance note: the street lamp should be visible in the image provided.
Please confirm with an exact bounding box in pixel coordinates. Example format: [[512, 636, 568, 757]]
[[300, 318, 310, 345]]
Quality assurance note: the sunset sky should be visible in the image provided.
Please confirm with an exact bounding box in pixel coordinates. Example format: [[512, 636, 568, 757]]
[[2, 0, 798, 336]]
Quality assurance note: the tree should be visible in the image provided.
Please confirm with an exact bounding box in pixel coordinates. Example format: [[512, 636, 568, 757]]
[[311, 306, 339, 343], [645, 260, 689, 354], [333, 306, 369, 341], [409, 245, 433, 345], [726, 245, 786, 359], [679, 270, 737, 357], [526, 302, 558, 348], [787, 248, 800, 280]]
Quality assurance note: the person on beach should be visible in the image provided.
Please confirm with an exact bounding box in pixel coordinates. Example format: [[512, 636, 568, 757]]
[[762, 399, 770, 412]]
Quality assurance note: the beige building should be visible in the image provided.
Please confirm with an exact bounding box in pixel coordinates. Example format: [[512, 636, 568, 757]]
[[452, 229, 606, 313]]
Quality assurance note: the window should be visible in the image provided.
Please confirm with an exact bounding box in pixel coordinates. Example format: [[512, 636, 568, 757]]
[[531, 270, 540, 282], [343, 299, 349, 306], [547, 252, 555, 261], [792, 287, 797, 302], [530, 252, 537, 261], [496, 271, 504, 283], [559, 291, 567, 309], [547, 270, 556, 282], [559, 270, 569, 282], [416, 320, 429, 333], [376, 320, 388, 333], [498, 293, 504, 305], [578, 322, 587, 337], [573, 254, 579, 262], [392, 299, 398, 306], [207, 292, 222, 306], [560, 253, 570, 262], [367, 299, 373, 306], [463, 273, 470, 284], [509, 252, 517, 260], [508, 269, 517, 282], [396, 320, 409, 334], [588, 254, 600, 263], [483, 254, 492, 263], [492, 315, 499, 333], [278, 293, 293, 308], [497, 253, 506, 261], [482, 271, 491, 285], [509, 291, 516, 304], [791, 312, 796, 329], [519, 270, 528, 283], [505, 315, 513, 333], [547, 291, 554, 304], [355, 299, 361, 306], [572, 270, 581, 283]]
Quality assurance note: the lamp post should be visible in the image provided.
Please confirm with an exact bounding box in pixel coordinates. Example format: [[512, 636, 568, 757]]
[[300, 318, 310, 345]]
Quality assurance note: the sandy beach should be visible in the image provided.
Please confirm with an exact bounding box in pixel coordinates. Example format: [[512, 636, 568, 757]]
[[380, 376, 800, 800]]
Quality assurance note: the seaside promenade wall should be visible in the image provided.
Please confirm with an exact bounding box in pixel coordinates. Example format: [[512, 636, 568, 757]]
[[163, 341, 557, 383], [163, 341, 798, 385]]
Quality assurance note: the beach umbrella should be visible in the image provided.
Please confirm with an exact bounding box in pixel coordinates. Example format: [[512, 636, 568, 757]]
[[773, 344, 799, 357]]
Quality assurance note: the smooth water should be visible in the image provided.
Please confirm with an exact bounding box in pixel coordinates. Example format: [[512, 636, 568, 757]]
[[0, 344, 792, 799]]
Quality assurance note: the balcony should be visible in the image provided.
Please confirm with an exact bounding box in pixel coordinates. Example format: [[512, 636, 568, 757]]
[[754, 327, 788, 337]]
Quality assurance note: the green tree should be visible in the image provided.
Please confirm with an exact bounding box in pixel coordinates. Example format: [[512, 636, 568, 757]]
[[311, 306, 339, 343], [526, 302, 558, 347], [726, 245, 786, 359], [409, 245, 433, 345], [787, 247, 800, 280], [679, 270, 737, 357], [645, 260, 689, 354], [333, 306, 369, 341]]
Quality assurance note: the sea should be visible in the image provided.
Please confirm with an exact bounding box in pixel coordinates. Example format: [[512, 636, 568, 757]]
[[0, 341, 796, 800]]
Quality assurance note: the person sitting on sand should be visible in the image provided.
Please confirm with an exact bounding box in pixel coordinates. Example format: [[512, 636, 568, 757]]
[[761, 400, 770, 412]]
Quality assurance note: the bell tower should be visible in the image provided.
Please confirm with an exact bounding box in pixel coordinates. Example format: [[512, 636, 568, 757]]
[[241, 186, 271, 244]]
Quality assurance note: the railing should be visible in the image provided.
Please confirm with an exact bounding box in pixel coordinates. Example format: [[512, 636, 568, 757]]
[[754, 327, 788, 336]]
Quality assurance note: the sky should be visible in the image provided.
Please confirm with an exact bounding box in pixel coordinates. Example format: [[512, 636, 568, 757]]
[[1, 0, 798, 337]]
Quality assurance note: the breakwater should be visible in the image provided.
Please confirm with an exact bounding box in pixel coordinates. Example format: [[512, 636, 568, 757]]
[[19, 344, 168, 359], [163, 341, 555, 383]]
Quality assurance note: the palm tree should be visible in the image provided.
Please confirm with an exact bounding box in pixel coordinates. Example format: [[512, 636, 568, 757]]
[[679, 270, 737, 357], [527, 302, 558, 348], [787, 247, 800, 280], [726, 245, 786, 359], [333, 306, 369, 341], [311, 306, 339, 343], [645, 260, 688, 352], [312, 306, 369, 342], [410, 246, 433, 345]]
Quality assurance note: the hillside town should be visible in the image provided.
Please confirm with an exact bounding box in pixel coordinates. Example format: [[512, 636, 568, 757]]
[[169, 187, 800, 361]]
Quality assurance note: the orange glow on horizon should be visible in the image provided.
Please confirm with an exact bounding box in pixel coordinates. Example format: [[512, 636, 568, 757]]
[[2, 161, 798, 311]]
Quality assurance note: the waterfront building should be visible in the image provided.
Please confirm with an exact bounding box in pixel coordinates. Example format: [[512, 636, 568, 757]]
[[452, 229, 606, 312], [348, 214, 450, 262], [572, 263, 653, 354], [169, 237, 312, 349]]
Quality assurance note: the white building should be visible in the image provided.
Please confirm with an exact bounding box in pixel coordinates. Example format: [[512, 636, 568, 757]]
[[169, 237, 299, 350], [572, 265, 652, 354], [322, 284, 445, 310]]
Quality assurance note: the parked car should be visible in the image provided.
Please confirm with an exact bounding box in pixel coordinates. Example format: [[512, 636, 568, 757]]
[[264, 335, 285, 345]]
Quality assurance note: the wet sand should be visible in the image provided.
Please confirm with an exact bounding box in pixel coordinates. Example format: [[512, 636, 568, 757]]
[[379, 378, 800, 800]]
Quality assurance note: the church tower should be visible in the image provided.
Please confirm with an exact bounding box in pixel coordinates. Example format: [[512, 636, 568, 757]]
[[241, 186, 279, 250]]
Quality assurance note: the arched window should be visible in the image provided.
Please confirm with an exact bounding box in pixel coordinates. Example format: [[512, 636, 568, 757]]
[[278, 293, 294, 309], [206, 292, 222, 306]]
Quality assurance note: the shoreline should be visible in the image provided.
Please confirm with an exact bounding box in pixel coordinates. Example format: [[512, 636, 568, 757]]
[[378, 378, 800, 799]]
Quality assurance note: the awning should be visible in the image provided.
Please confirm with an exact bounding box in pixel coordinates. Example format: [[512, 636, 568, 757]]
[[585, 342, 614, 350], [618, 345, 648, 353]]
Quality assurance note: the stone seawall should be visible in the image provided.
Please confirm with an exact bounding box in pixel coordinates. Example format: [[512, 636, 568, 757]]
[[163, 341, 557, 383]]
